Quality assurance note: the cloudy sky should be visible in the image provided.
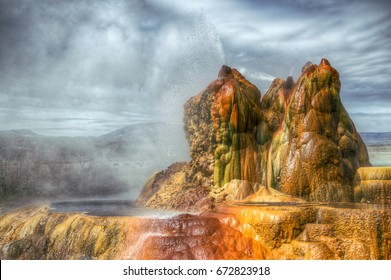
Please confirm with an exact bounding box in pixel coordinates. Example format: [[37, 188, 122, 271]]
[[0, 0, 390, 136]]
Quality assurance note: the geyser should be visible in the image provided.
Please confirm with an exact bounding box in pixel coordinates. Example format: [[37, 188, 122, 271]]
[[136, 59, 372, 210], [1, 59, 390, 260]]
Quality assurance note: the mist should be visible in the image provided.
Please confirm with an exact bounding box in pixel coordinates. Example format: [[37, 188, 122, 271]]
[[0, 123, 194, 204], [0, 0, 226, 205]]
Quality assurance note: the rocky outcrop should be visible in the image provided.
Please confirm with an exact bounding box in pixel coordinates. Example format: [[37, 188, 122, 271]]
[[211, 66, 263, 189], [257, 76, 294, 178], [354, 167, 391, 203], [136, 65, 264, 209], [136, 59, 371, 210], [134, 162, 213, 211], [267, 59, 370, 202]]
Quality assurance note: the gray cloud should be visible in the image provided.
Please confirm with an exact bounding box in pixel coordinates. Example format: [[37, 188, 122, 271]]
[[0, 0, 224, 136], [0, 0, 390, 136]]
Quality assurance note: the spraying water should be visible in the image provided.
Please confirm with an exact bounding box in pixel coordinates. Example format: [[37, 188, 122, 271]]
[[0, 2, 226, 205]]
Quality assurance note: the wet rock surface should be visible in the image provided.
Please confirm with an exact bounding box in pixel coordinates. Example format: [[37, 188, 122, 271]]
[[354, 167, 391, 203], [137, 59, 371, 210], [0, 205, 266, 260], [1, 203, 391, 260], [211, 67, 263, 190], [216, 202, 391, 260], [136, 65, 264, 209], [135, 213, 266, 260], [267, 59, 370, 202]]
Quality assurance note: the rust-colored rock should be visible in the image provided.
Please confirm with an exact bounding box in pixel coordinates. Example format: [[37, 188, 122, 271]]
[[267, 59, 370, 202], [211, 67, 262, 190], [0, 206, 267, 260], [138, 213, 266, 260], [136, 65, 264, 209], [2, 203, 390, 260], [256, 75, 295, 186], [137, 59, 371, 209], [216, 203, 391, 260]]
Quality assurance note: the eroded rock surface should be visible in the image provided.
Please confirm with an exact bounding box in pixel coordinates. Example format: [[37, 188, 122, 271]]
[[211, 66, 263, 190], [0, 206, 266, 260], [216, 203, 391, 260], [267, 59, 370, 202], [137, 59, 371, 210], [1, 203, 390, 260], [354, 167, 391, 203], [136, 65, 264, 209]]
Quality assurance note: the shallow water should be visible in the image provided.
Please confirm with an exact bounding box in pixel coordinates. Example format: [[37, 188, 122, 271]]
[[49, 200, 187, 217]]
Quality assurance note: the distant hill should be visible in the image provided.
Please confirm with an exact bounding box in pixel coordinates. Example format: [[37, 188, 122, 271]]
[[96, 122, 162, 157], [360, 132, 391, 146], [0, 121, 188, 160], [0, 129, 39, 137], [99, 122, 160, 139], [0, 122, 190, 201]]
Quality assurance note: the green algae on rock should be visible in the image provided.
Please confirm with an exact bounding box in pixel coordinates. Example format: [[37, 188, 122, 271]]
[[211, 66, 263, 190], [137, 59, 372, 209], [268, 59, 370, 202]]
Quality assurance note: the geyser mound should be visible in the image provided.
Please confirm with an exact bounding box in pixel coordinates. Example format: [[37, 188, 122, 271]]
[[136, 59, 372, 211]]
